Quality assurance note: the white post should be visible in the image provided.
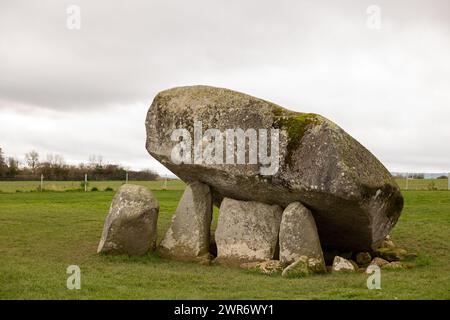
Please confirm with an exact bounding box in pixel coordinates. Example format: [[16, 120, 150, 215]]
[[84, 174, 87, 192], [40, 174, 44, 192], [126, 172, 128, 184], [163, 175, 168, 190], [405, 173, 409, 190], [448, 172, 450, 191]]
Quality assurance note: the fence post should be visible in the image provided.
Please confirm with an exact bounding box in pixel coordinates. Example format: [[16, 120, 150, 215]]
[[163, 175, 168, 191], [40, 174, 44, 192], [405, 173, 409, 190], [126, 172, 128, 184], [448, 172, 450, 191], [84, 174, 87, 192]]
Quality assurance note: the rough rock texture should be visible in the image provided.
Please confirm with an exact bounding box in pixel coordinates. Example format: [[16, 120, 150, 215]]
[[375, 247, 408, 262], [356, 252, 372, 266], [279, 202, 324, 265], [382, 261, 414, 270], [215, 198, 283, 265], [282, 256, 310, 278], [240, 260, 284, 275], [369, 257, 389, 268], [332, 256, 356, 272], [145, 85, 403, 251], [159, 181, 212, 261], [282, 256, 326, 278], [380, 235, 396, 249], [97, 184, 159, 255]]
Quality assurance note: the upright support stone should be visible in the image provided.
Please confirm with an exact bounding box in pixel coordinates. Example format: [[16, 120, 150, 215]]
[[97, 184, 159, 255], [215, 198, 283, 266], [279, 202, 325, 265], [159, 181, 212, 261]]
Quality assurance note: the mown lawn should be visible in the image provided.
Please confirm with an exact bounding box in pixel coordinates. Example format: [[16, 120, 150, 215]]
[[0, 188, 449, 299]]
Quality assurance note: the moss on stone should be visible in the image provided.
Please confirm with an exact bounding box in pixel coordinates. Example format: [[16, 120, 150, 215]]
[[272, 108, 322, 166]]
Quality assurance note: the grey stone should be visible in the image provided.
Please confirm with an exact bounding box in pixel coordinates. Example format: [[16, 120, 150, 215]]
[[368, 257, 389, 268], [379, 235, 396, 249], [97, 184, 159, 255], [279, 202, 324, 265], [159, 181, 212, 261], [145, 85, 403, 251], [331, 256, 356, 272], [240, 260, 284, 275], [382, 261, 413, 270], [282, 256, 310, 278], [215, 198, 282, 265], [307, 257, 327, 274], [281, 256, 326, 278], [374, 247, 408, 262], [355, 252, 372, 266]]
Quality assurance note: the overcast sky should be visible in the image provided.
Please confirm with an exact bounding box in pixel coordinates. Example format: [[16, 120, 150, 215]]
[[1, 0, 449, 175]]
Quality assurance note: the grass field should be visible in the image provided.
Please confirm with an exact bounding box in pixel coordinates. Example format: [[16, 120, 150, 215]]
[[0, 184, 449, 299], [0, 178, 447, 193], [395, 178, 449, 191], [0, 180, 186, 193]]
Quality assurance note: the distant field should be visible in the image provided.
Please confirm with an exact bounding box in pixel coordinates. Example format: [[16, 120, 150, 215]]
[[394, 178, 449, 191], [0, 180, 185, 193], [0, 188, 449, 299], [0, 178, 447, 193]]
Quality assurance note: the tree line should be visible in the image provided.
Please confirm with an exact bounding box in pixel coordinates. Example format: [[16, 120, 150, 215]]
[[0, 147, 159, 181]]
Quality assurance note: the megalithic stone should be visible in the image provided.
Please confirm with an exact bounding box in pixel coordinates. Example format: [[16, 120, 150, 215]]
[[159, 181, 212, 261], [97, 184, 159, 255], [215, 198, 283, 266], [145, 85, 403, 251], [279, 202, 324, 265]]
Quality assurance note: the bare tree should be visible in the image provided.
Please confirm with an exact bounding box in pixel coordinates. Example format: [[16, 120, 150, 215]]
[[46, 154, 65, 167], [25, 150, 39, 172], [88, 154, 104, 168], [0, 147, 6, 177], [7, 157, 19, 177]]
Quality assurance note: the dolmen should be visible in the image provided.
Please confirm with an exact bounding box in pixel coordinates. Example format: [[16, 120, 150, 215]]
[[99, 85, 405, 275]]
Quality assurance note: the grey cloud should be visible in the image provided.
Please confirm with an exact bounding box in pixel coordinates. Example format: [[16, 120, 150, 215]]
[[0, 0, 449, 172]]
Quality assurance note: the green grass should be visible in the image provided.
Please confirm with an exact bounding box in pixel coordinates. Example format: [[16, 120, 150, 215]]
[[0, 188, 449, 299], [0, 179, 447, 193], [394, 178, 448, 190], [0, 180, 185, 193]]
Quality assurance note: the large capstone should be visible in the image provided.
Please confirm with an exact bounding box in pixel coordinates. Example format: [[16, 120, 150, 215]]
[[97, 184, 159, 255], [279, 202, 324, 265], [215, 198, 283, 265], [145, 85, 403, 251], [159, 181, 212, 261]]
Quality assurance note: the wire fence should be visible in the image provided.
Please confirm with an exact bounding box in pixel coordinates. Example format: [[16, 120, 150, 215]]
[[0, 178, 185, 193]]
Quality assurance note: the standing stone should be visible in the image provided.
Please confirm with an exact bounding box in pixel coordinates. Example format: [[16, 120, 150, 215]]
[[215, 198, 283, 265], [159, 181, 212, 261], [97, 184, 159, 255], [279, 202, 324, 265]]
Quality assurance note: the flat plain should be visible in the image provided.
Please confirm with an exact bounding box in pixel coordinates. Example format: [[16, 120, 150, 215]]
[[0, 180, 449, 299]]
